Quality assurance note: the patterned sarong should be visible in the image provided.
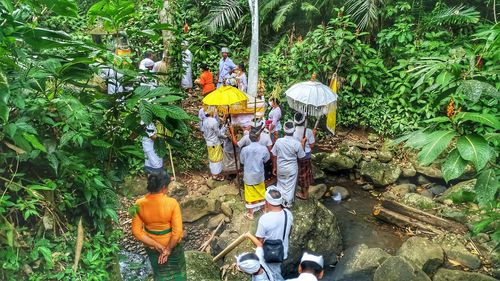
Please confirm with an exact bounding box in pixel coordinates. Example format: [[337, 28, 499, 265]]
[[207, 145, 223, 163], [244, 182, 266, 209], [146, 243, 187, 281], [298, 157, 314, 189]]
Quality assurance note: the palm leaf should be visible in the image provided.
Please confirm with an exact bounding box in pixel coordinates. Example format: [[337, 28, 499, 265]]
[[272, 1, 295, 31], [346, 0, 386, 30], [426, 5, 480, 27], [205, 0, 245, 32]]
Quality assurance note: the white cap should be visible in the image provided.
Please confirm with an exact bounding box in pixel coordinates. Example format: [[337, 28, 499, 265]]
[[265, 186, 283, 206], [301, 252, 324, 268], [283, 121, 295, 134], [143, 58, 154, 68], [236, 253, 260, 274], [181, 40, 189, 46], [145, 123, 157, 137], [221, 47, 230, 53]]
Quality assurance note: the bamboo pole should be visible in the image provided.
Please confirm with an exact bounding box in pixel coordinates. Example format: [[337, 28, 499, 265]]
[[213, 233, 247, 262]]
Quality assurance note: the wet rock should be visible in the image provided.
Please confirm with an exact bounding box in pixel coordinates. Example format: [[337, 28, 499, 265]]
[[220, 202, 233, 218], [397, 237, 444, 274], [206, 178, 230, 189], [438, 207, 467, 223], [360, 160, 401, 187], [402, 164, 417, 177], [312, 164, 326, 181], [207, 214, 226, 230], [339, 145, 363, 162], [119, 250, 151, 281], [414, 162, 443, 179], [373, 256, 431, 281], [437, 179, 476, 202], [377, 149, 393, 163], [417, 175, 432, 185], [332, 244, 390, 281], [402, 193, 437, 210], [330, 186, 350, 200], [320, 152, 356, 172], [387, 184, 417, 198], [309, 184, 328, 200], [185, 251, 220, 281], [433, 268, 497, 281], [368, 133, 380, 142], [416, 187, 434, 199], [181, 198, 220, 223], [345, 140, 377, 150], [428, 184, 447, 196], [207, 184, 239, 201], [433, 233, 481, 269], [362, 184, 374, 191], [168, 181, 188, 199]]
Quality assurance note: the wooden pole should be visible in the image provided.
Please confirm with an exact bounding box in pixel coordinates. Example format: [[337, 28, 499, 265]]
[[228, 106, 240, 188], [213, 233, 247, 262]]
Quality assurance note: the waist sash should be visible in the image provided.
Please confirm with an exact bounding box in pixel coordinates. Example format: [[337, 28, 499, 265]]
[[145, 227, 172, 235]]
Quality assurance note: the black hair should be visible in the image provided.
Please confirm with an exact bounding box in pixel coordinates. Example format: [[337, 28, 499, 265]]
[[238, 63, 246, 72], [200, 63, 209, 71], [239, 253, 259, 262], [147, 170, 170, 193], [300, 261, 323, 275], [294, 112, 305, 126], [144, 50, 153, 59], [269, 97, 280, 105], [269, 189, 281, 199]]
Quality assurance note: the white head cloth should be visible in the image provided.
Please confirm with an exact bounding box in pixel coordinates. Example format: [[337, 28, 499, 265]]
[[140, 58, 155, 70], [181, 40, 189, 46], [236, 253, 260, 274], [145, 123, 157, 137], [265, 186, 283, 206], [301, 252, 324, 268], [221, 47, 230, 53], [283, 121, 295, 134], [294, 112, 305, 124]]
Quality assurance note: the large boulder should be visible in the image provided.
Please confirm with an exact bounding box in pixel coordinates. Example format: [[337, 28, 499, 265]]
[[206, 178, 230, 189], [413, 162, 443, 179], [320, 152, 356, 172], [330, 186, 350, 200], [181, 197, 220, 223], [332, 244, 391, 281], [432, 234, 481, 269], [373, 256, 431, 281], [360, 160, 401, 187], [185, 251, 220, 281], [122, 176, 148, 197], [312, 164, 326, 182], [207, 184, 240, 201], [383, 184, 416, 200], [402, 193, 438, 210], [377, 149, 394, 163], [168, 181, 188, 199], [339, 145, 363, 162], [309, 184, 328, 200], [397, 237, 444, 274], [432, 268, 497, 281], [437, 179, 476, 202]]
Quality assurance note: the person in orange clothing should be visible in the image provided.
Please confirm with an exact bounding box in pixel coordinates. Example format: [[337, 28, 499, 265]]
[[131, 170, 186, 281], [195, 63, 216, 95]]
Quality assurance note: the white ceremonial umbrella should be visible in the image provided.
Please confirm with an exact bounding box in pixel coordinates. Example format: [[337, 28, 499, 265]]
[[285, 80, 338, 117]]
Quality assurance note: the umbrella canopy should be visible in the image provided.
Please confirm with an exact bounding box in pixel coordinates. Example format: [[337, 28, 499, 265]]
[[202, 86, 248, 106], [285, 81, 338, 117]]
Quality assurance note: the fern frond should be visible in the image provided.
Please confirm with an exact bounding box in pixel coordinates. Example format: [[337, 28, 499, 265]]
[[260, 0, 285, 20], [426, 5, 480, 27], [205, 0, 245, 32], [346, 0, 386, 30], [272, 1, 295, 31]]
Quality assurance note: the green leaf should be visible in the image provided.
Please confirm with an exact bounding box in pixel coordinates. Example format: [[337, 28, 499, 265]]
[[154, 96, 183, 104], [91, 139, 112, 148], [37, 246, 54, 268], [441, 149, 468, 182], [404, 130, 430, 149], [417, 130, 456, 165], [455, 112, 500, 130], [457, 134, 491, 171], [435, 71, 453, 86], [28, 184, 56, 191], [423, 116, 450, 124], [22, 133, 47, 153], [164, 106, 190, 120], [475, 169, 499, 207]]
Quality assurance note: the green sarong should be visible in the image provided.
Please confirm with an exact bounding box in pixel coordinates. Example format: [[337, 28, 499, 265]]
[[146, 243, 187, 281]]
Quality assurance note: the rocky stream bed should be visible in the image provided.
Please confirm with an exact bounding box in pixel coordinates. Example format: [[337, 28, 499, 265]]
[[116, 130, 499, 281]]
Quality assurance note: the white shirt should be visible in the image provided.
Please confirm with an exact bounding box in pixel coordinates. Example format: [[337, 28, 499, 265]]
[[218, 57, 236, 83], [238, 72, 248, 93], [253, 247, 274, 281], [287, 273, 318, 281], [293, 126, 315, 154], [201, 117, 222, 146], [255, 209, 293, 259], [99, 67, 124, 95], [271, 136, 306, 174], [238, 131, 273, 149], [268, 107, 282, 133], [240, 142, 270, 185], [141, 137, 163, 169]]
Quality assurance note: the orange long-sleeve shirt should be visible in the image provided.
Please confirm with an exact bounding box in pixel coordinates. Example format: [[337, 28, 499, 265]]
[[199, 70, 215, 95], [131, 193, 183, 247]]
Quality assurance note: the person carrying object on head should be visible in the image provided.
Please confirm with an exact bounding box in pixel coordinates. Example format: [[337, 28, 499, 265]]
[[271, 121, 306, 207], [142, 123, 164, 175], [293, 112, 316, 200], [286, 253, 324, 281], [217, 47, 236, 89], [237, 232, 277, 281], [255, 187, 293, 281], [239, 126, 270, 220]]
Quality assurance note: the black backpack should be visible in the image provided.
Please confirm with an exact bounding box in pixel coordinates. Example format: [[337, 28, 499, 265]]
[[263, 210, 288, 263]]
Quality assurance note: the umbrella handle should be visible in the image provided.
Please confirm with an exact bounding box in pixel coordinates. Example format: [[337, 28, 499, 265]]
[[314, 116, 321, 130]]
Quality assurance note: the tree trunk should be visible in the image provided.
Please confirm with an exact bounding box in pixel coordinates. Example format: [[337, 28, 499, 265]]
[[373, 206, 444, 235], [159, 0, 173, 63], [247, 0, 259, 97]]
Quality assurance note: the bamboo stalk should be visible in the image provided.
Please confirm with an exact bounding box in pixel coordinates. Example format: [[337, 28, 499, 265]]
[[213, 233, 247, 262], [72, 217, 84, 272]]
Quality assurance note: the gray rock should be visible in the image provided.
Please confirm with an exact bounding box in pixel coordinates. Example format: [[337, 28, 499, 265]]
[[438, 207, 467, 223], [416, 188, 434, 199], [207, 184, 239, 201], [122, 176, 148, 197], [428, 184, 447, 196], [220, 202, 233, 218], [388, 184, 417, 198], [320, 152, 356, 172], [402, 164, 417, 177], [206, 178, 230, 189], [330, 186, 350, 200], [397, 237, 444, 274], [185, 251, 220, 281], [402, 193, 438, 210], [312, 164, 326, 181], [437, 179, 476, 202], [417, 175, 432, 185], [181, 198, 220, 222], [377, 150, 393, 163], [432, 268, 497, 281], [433, 233, 481, 269], [168, 181, 188, 199], [345, 140, 377, 150], [368, 133, 380, 142], [362, 184, 374, 191], [207, 214, 226, 230], [339, 145, 363, 162], [309, 184, 327, 200], [373, 256, 431, 281], [360, 160, 401, 187], [333, 244, 391, 281], [414, 162, 443, 179]]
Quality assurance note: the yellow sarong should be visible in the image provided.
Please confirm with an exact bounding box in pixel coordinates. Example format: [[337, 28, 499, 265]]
[[244, 182, 266, 208], [207, 145, 223, 163]]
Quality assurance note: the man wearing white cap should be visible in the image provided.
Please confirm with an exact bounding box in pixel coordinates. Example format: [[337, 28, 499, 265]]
[[236, 232, 275, 281], [287, 253, 324, 281], [139, 51, 155, 71], [180, 41, 193, 92], [255, 187, 293, 281], [271, 121, 306, 207], [142, 123, 164, 174], [217, 47, 236, 88]]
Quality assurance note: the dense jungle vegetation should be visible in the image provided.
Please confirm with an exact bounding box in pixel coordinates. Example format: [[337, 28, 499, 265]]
[[0, 0, 498, 279]]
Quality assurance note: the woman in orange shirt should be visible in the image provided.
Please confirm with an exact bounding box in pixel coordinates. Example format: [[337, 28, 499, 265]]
[[195, 63, 216, 95], [131, 171, 186, 280]]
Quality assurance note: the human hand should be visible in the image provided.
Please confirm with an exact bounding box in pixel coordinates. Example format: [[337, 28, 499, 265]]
[[158, 249, 171, 264], [273, 167, 277, 176], [313, 128, 317, 137], [301, 138, 307, 147]]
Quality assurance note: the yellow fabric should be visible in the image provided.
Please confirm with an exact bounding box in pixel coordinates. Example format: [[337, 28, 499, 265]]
[[327, 74, 338, 135], [207, 145, 223, 163], [202, 86, 248, 106], [244, 182, 266, 204]]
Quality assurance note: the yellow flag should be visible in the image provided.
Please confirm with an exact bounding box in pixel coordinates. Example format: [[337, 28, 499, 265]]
[[327, 74, 338, 135]]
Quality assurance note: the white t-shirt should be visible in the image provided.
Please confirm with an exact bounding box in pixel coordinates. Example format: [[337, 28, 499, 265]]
[[286, 273, 318, 281], [238, 131, 273, 149], [141, 137, 163, 169], [293, 126, 315, 154], [253, 247, 274, 281], [255, 209, 293, 259], [201, 117, 221, 146]]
